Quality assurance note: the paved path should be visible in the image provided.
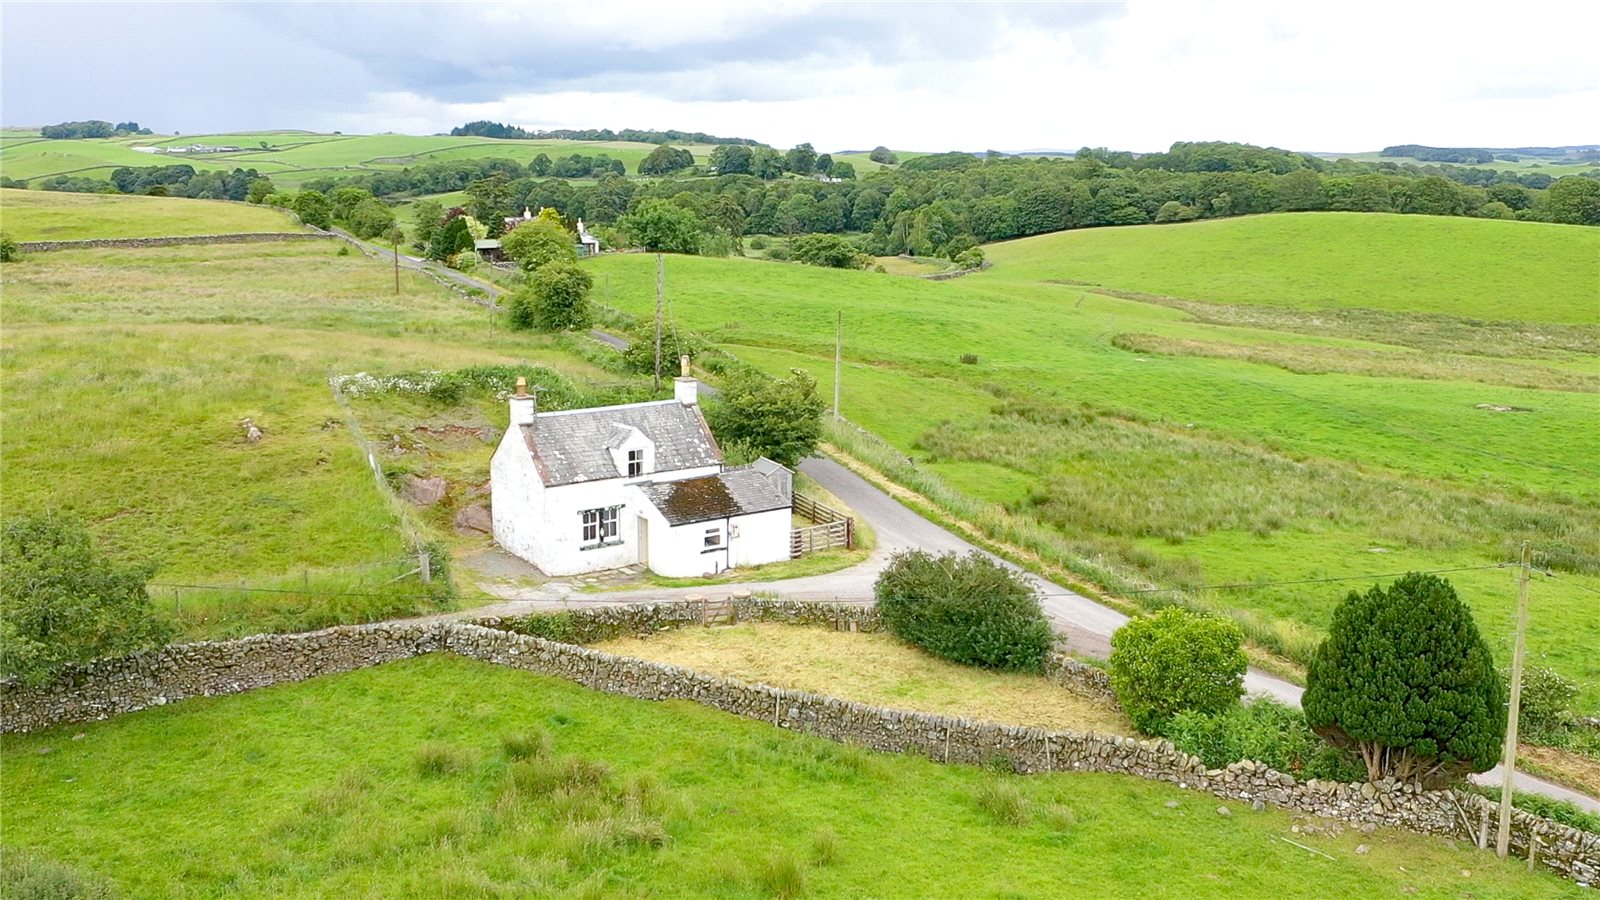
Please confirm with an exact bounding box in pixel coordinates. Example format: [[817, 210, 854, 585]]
[[459, 455, 1598, 811], [382, 247, 1595, 812]]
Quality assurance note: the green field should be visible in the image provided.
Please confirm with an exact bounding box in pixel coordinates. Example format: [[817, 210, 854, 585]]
[[0, 192, 648, 635], [2, 653, 1578, 898], [0, 187, 302, 239], [586, 212, 1600, 708], [0, 131, 718, 189], [983, 213, 1600, 324], [1322, 150, 1600, 179]]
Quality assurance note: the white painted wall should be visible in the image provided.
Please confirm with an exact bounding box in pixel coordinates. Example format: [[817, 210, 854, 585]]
[[493, 425, 729, 576], [490, 425, 550, 568], [728, 506, 793, 569], [638, 505, 793, 578]]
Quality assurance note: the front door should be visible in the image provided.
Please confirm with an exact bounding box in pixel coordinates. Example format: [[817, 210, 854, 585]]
[[637, 515, 649, 567]]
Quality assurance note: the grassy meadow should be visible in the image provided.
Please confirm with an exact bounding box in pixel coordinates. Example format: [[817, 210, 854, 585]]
[[0, 130, 718, 190], [983, 212, 1600, 323], [586, 213, 1600, 708], [0, 193, 661, 636], [2, 653, 1580, 898], [0, 187, 302, 239]]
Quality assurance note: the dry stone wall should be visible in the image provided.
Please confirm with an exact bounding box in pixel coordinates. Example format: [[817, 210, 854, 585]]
[[3, 608, 1595, 884], [17, 232, 334, 252], [1, 622, 449, 732]]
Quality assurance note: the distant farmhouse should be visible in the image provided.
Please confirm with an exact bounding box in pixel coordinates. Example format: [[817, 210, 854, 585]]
[[479, 208, 600, 262], [490, 364, 794, 577], [132, 144, 243, 155]]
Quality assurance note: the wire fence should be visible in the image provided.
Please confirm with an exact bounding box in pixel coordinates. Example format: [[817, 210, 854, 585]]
[[151, 553, 446, 636]]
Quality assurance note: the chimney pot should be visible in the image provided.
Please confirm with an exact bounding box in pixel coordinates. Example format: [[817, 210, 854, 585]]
[[509, 378, 537, 425], [680, 354, 691, 377]]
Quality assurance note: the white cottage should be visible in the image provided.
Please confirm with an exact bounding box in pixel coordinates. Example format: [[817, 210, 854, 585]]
[[490, 368, 793, 578]]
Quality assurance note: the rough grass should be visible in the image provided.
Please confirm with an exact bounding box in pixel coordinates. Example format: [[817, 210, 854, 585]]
[[595, 622, 1132, 734], [983, 212, 1600, 324], [584, 216, 1600, 709], [1, 655, 1581, 897], [0, 188, 301, 240], [872, 255, 948, 276], [1519, 744, 1600, 800], [0, 231, 643, 636], [1111, 331, 1599, 393]]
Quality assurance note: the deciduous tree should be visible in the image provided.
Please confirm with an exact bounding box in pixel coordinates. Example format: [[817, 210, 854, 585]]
[[501, 219, 576, 271], [705, 368, 825, 467], [1109, 607, 1247, 735], [291, 190, 332, 229], [619, 199, 704, 254], [0, 515, 174, 686], [509, 261, 593, 332]]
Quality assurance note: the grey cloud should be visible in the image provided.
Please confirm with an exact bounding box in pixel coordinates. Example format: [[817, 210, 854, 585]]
[[235, 2, 1126, 103], [1, 2, 374, 131], [2, 1, 1126, 130]]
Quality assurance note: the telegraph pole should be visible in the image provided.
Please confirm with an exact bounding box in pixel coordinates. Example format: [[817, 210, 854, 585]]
[[654, 254, 665, 392], [1496, 541, 1533, 857], [833, 310, 842, 419], [392, 230, 401, 294]]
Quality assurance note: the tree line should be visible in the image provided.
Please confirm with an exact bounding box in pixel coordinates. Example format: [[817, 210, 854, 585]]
[[449, 121, 761, 145], [21, 165, 268, 201], [38, 120, 153, 139], [1382, 145, 1497, 165], [375, 147, 1596, 265]]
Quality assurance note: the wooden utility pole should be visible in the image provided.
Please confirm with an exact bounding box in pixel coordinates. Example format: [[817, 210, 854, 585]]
[[392, 232, 401, 294], [833, 310, 842, 418], [654, 254, 665, 392], [1496, 541, 1533, 857]]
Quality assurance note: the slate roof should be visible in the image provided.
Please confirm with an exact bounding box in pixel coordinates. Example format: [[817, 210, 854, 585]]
[[639, 465, 792, 526], [520, 400, 721, 487]]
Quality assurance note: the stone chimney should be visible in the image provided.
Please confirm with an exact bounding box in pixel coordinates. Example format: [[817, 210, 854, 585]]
[[673, 355, 697, 406], [509, 376, 537, 425]]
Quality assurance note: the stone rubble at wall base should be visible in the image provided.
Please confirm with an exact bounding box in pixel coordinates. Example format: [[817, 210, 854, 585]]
[[2, 603, 1594, 884]]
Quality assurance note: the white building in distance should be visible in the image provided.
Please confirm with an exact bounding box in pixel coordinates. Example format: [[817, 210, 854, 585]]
[[490, 365, 793, 578]]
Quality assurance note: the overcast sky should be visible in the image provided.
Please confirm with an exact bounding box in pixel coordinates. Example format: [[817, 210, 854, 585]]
[[4, 1, 1596, 153]]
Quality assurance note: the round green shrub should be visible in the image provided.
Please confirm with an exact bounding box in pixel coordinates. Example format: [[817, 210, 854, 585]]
[[873, 550, 1052, 671], [1304, 573, 1505, 785], [1108, 606, 1247, 735]]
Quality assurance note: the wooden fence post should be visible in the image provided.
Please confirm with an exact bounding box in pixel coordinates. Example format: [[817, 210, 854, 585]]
[[419, 551, 432, 583]]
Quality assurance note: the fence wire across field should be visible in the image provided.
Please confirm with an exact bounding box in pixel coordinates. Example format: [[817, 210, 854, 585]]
[[150, 552, 443, 632]]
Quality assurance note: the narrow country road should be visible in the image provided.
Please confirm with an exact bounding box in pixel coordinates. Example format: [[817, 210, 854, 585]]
[[458, 455, 1599, 812], [350, 235, 633, 354], [383, 244, 1597, 812]]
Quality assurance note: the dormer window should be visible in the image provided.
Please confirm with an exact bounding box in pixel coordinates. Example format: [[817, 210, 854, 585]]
[[627, 449, 644, 478]]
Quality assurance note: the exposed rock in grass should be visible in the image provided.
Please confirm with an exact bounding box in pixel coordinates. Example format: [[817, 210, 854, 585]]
[[401, 474, 447, 507], [454, 503, 492, 534]]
